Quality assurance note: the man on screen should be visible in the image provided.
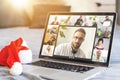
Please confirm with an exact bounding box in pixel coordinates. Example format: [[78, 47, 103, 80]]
[[54, 28, 86, 58]]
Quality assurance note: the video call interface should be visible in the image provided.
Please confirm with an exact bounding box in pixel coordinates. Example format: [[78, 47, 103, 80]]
[[41, 14, 114, 63]]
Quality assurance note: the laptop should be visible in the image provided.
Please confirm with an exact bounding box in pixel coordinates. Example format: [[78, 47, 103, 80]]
[[25, 12, 116, 80]]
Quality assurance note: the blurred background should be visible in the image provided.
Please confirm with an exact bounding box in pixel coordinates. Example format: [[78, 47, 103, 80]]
[[0, 1, 120, 79], [0, 0, 118, 28]]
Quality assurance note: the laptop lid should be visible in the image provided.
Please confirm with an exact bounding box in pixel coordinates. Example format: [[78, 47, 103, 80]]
[[39, 12, 116, 67]]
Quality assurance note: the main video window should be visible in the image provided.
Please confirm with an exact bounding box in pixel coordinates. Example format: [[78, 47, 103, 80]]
[[54, 26, 96, 59]]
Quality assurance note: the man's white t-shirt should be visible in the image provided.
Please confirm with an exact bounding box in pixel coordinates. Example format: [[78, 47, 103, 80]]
[[54, 43, 86, 58]]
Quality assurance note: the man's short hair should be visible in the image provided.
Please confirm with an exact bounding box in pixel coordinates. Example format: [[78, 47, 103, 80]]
[[74, 28, 86, 35]]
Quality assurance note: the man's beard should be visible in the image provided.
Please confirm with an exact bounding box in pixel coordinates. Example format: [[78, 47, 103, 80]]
[[71, 43, 80, 54]]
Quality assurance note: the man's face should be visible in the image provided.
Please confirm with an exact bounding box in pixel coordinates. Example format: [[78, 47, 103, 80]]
[[72, 31, 85, 49]]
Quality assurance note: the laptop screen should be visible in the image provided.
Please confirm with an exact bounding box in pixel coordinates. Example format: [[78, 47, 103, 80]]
[[40, 12, 116, 66]]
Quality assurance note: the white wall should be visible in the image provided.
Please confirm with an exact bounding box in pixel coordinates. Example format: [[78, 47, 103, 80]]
[[65, 0, 97, 12], [95, 0, 116, 12], [33, 0, 115, 12], [64, 0, 115, 12], [97, 6, 115, 12]]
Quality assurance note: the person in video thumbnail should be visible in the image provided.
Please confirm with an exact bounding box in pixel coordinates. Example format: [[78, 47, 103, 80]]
[[95, 38, 104, 50], [74, 16, 84, 26], [92, 50, 105, 62], [45, 35, 56, 45], [51, 16, 59, 25], [103, 27, 111, 38]]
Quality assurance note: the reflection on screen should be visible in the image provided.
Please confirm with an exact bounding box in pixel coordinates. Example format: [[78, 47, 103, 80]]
[[41, 14, 115, 63]]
